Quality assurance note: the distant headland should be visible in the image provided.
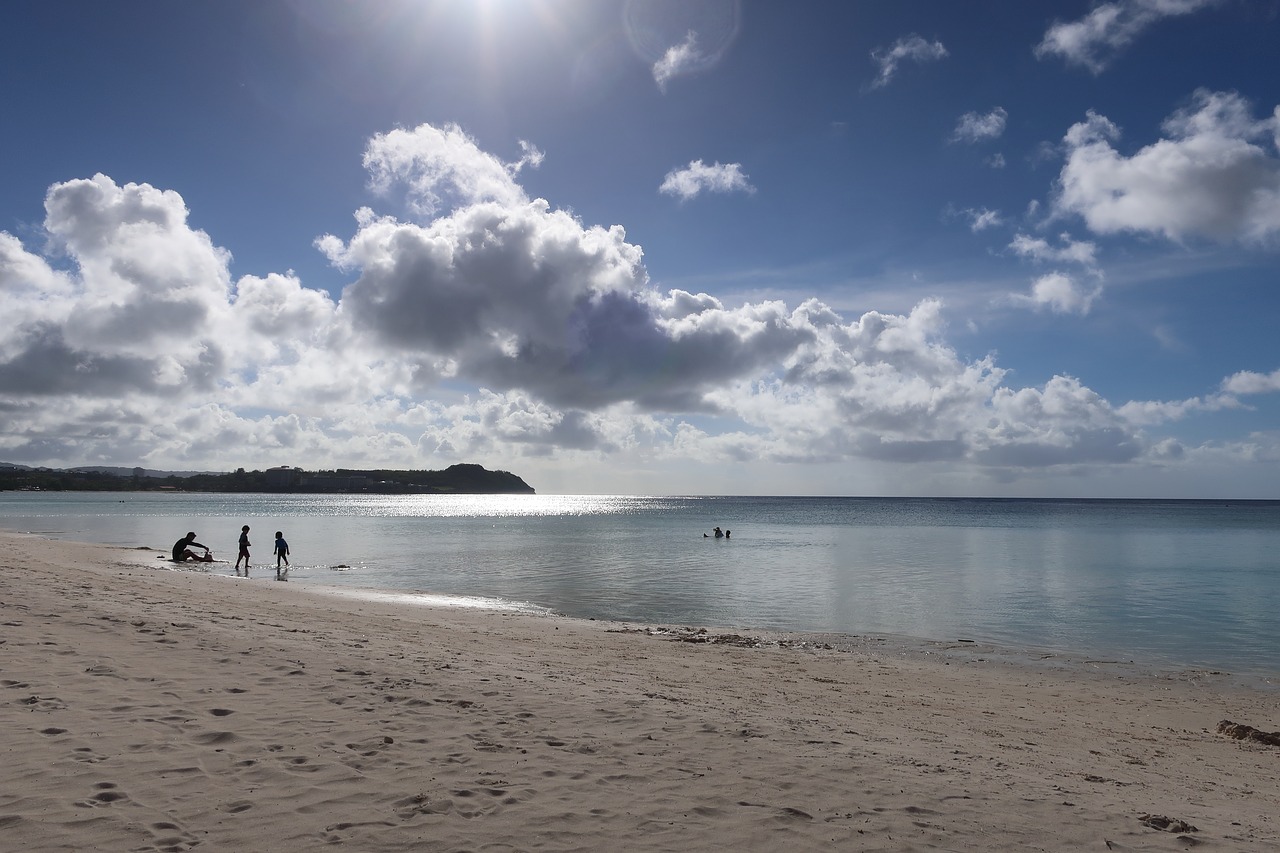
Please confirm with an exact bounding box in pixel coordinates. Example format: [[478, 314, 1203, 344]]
[[0, 462, 535, 495]]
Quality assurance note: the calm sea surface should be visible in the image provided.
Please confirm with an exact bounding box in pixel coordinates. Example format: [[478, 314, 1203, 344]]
[[2, 492, 1277, 678]]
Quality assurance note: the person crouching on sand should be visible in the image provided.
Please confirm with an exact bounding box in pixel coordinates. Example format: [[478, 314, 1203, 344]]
[[235, 525, 251, 577], [274, 531, 290, 581], [172, 532, 212, 563]]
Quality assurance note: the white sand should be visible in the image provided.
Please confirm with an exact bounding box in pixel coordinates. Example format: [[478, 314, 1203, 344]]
[[1, 531, 1276, 851]]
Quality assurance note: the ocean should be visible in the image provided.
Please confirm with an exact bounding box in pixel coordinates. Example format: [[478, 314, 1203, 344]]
[[2, 491, 1277, 680]]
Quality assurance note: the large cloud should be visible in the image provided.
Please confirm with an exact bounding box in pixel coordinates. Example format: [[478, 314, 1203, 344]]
[[1054, 90, 1280, 242], [0, 122, 1254, 482], [0, 175, 234, 397], [976, 376, 1142, 467], [323, 127, 792, 411]]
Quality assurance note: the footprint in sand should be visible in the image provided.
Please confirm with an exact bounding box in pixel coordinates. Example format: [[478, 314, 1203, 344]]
[[72, 747, 106, 764], [394, 793, 458, 817], [142, 819, 200, 852], [75, 782, 129, 808], [20, 694, 68, 711], [190, 731, 238, 746]]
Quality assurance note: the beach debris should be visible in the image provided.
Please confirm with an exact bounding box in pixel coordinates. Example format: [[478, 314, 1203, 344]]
[[1138, 814, 1198, 833], [650, 627, 829, 648], [1216, 719, 1280, 747], [609, 625, 834, 650], [676, 632, 759, 647]]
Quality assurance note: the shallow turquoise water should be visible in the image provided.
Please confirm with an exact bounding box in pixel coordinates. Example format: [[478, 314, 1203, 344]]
[[2, 492, 1277, 676]]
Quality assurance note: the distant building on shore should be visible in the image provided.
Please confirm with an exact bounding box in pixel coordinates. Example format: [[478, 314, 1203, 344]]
[[264, 466, 301, 489]]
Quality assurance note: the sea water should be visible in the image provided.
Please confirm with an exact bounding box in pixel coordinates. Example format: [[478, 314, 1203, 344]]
[[1, 492, 1277, 678]]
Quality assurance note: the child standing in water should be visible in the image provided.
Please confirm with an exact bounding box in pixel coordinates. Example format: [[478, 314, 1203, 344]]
[[234, 525, 251, 576], [274, 531, 290, 580]]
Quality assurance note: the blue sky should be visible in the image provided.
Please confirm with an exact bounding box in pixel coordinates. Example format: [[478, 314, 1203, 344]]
[[2, 0, 1279, 496]]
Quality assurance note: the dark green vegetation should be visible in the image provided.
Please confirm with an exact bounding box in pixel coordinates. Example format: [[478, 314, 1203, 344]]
[[0, 463, 534, 495]]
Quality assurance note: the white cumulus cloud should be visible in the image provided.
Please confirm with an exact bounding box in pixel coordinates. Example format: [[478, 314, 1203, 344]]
[[1221, 368, 1280, 396], [362, 123, 542, 218], [1054, 90, 1280, 243], [659, 160, 755, 201], [952, 107, 1008, 143], [1009, 272, 1103, 316], [1006, 231, 1103, 316], [1008, 233, 1099, 268]]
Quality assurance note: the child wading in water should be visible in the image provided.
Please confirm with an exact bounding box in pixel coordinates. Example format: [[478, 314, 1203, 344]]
[[234, 525, 251, 576], [274, 531, 290, 581]]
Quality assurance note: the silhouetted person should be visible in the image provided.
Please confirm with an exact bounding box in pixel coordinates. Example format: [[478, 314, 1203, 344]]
[[235, 525, 251, 576], [172, 532, 211, 562], [274, 531, 290, 580]]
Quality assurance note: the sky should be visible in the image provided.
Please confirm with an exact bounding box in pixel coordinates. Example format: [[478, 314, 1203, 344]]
[[2, 0, 1279, 497]]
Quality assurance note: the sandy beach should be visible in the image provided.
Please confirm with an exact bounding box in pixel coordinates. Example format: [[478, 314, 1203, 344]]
[[1, 532, 1276, 851]]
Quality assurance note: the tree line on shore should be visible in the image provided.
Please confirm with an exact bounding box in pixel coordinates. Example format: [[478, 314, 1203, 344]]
[[0, 463, 535, 495]]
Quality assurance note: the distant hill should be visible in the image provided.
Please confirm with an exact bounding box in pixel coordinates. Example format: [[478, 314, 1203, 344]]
[[0, 463, 210, 478], [0, 462, 535, 495], [70, 465, 214, 478]]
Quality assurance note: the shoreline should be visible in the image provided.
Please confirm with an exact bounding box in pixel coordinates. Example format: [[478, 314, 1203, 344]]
[[3, 532, 1279, 850], [4, 494, 1278, 680], [121, 540, 1279, 693]]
